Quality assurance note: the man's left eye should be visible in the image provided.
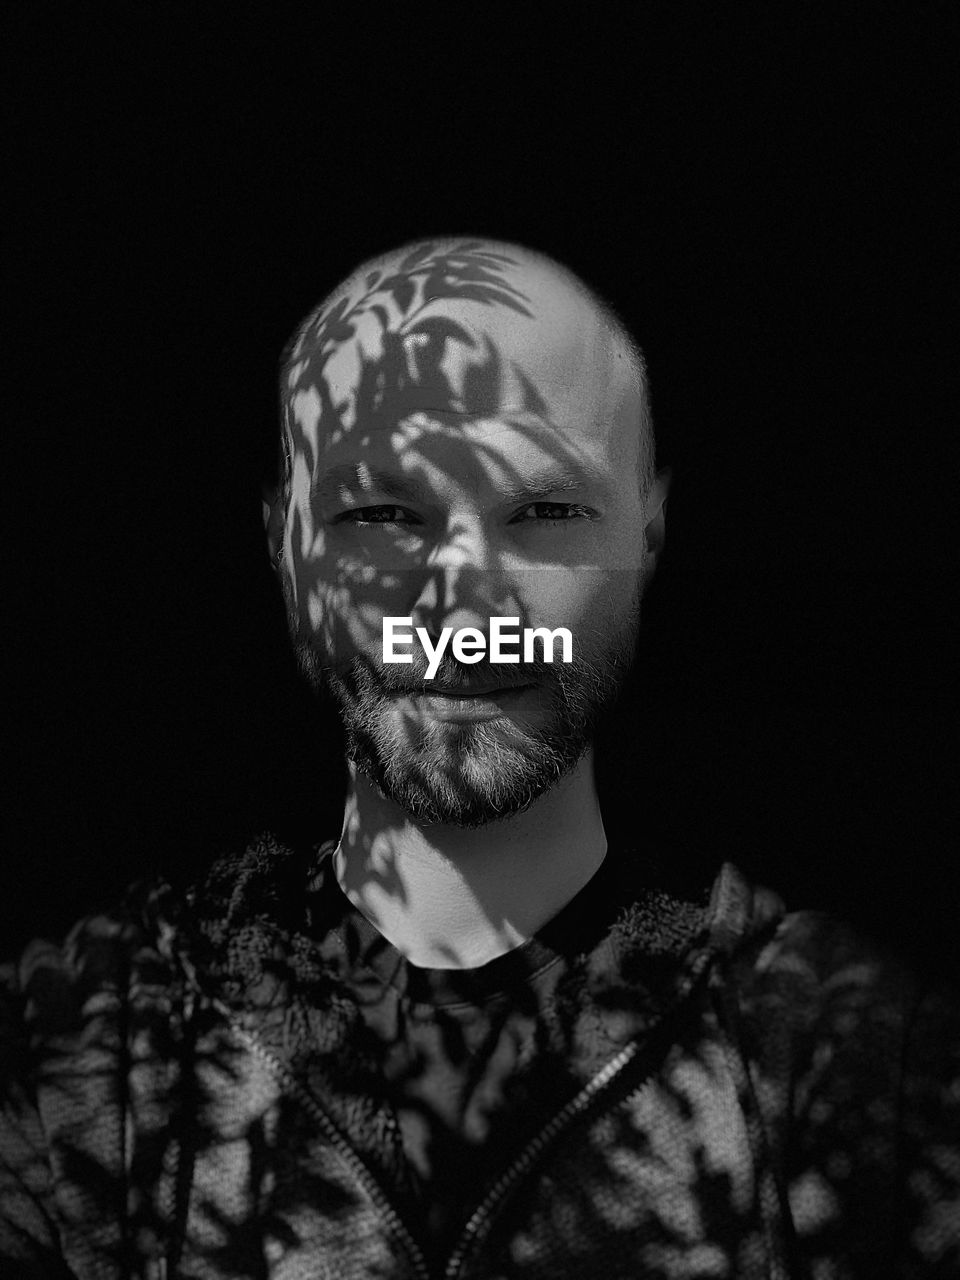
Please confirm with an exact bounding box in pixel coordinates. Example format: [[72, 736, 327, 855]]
[[510, 502, 596, 523]]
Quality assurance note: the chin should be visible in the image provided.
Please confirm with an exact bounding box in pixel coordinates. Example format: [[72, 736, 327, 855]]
[[349, 710, 588, 828]]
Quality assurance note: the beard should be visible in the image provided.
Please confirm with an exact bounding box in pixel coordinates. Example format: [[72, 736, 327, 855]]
[[284, 580, 643, 828]]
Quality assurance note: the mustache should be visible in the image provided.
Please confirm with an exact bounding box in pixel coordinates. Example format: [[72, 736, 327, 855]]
[[347, 649, 569, 695], [300, 622, 639, 701]]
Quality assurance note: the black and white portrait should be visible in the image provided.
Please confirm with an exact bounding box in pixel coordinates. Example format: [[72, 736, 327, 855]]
[[3, 10, 958, 1278]]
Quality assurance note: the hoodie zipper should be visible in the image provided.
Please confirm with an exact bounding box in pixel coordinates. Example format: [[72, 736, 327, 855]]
[[216, 949, 717, 1280], [223, 1012, 432, 1280], [232, 1014, 656, 1280], [443, 945, 719, 1278], [443, 1039, 654, 1279]]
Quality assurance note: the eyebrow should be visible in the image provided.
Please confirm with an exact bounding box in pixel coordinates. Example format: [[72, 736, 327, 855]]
[[312, 465, 433, 505], [312, 463, 605, 506]]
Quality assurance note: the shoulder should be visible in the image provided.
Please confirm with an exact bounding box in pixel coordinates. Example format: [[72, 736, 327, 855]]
[[733, 906, 920, 1027], [1, 831, 343, 1047], [1, 874, 187, 1056], [723, 902, 960, 1130], [718, 902, 960, 1267], [690, 860, 956, 1090]]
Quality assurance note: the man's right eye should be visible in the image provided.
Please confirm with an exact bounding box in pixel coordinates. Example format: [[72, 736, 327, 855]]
[[335, 506, 422, 527]]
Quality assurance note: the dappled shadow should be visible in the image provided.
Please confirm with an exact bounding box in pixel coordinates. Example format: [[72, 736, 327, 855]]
[[167, 840, 960, 1277], [0, 863, 427, 1277], [5, 242, 958, 1275], [3, 838, 960, 1275], [273, 239, 650, 944], [176, 836, 738, 1275], [280, 237, 640, 649]]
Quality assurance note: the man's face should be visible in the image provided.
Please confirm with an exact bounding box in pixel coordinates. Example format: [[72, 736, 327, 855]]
[[277, 243, 654, 826]]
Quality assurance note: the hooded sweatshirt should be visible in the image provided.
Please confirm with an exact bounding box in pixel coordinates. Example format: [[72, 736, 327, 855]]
[[0, 834, 958, 1279]]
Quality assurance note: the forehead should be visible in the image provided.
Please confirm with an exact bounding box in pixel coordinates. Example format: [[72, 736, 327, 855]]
[[313, 414, 616, 514], [283, 243, 641, 477]]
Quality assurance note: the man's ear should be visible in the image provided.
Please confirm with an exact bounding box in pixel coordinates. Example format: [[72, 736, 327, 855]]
[[642, 468, 670, 571], [261, 484, 285, 567]]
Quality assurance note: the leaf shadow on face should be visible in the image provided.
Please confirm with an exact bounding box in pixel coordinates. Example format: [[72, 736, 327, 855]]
[[282, 238, 617, 642], [275, 242, 652, 923]]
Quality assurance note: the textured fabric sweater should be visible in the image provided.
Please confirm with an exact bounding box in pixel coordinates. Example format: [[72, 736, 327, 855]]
[[1, 834, 958, 1279]]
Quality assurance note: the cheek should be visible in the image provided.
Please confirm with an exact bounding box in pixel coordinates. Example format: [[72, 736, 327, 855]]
[[299, 560, 416, 667], [284, 468, 415, 665], [515, 568, 639, 634]]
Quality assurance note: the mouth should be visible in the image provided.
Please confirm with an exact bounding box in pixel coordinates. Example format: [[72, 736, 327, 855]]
[[393, 682, 536, 723], [417, 683, 532, 698]]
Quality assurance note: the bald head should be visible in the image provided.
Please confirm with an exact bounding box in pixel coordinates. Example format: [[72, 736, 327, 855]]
[[270, 238, 668, 831], [276, 237, 654, 500]]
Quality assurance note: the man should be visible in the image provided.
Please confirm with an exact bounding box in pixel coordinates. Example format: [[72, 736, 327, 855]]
[[1, 238, 958, 1278]]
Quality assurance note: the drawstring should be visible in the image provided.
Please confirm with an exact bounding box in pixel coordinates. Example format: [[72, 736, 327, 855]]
[[708, 971, 805, 1280], [162, 954, 202, 1280]]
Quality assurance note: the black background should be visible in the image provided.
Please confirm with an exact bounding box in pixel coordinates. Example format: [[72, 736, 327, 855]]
[[4, 7, 957, 975]]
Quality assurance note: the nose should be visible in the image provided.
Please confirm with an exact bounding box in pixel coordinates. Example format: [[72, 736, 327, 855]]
[[409, 515, 521, 640], [410, 567, 498, 640], [426, 510, 494, 575]]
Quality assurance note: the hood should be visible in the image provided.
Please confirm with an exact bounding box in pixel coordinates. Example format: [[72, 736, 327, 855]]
[[704, 861, 786, 958]]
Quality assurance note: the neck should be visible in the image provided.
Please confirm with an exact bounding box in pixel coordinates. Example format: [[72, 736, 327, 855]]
[[332, 750, 607, 969]]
